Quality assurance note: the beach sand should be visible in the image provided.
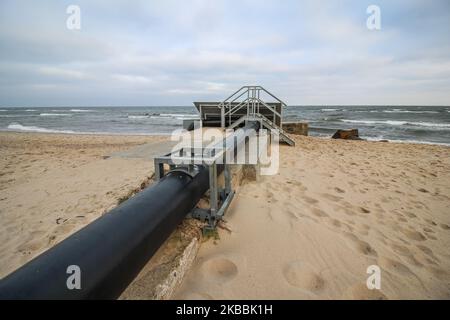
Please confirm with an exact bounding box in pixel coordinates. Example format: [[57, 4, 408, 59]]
[[0, 132, 167, 278], [1, 132, 449, 299], [175, 136, 450, 299]]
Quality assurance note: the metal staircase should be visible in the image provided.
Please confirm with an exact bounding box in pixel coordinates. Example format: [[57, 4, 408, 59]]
[[218, 86, 295, 146], [229, 114, 295, 146]]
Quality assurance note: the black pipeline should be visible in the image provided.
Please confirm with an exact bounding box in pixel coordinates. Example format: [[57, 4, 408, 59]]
[[0, 169, 210, 299], [0, 122, 259, 299]]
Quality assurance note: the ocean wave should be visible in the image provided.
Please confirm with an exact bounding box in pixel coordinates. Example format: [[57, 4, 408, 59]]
[[341, 119, 450, 129], [382, 110, 439, 114], [341, 119, 406, 125], [7, 123, 76, 134], [158, 113, 197, 118], [25, 109, 37, 111], [4, 123, 173, 136], [175, 116, 199, 120], [408, 121, 450, 128], [70, 109, 94, 112], [1, 114, 29, 118], [0, 109, 7, 112], [128, 115, 149, 119], [40, 113, 72, 116], [321, 108, 340, 112]]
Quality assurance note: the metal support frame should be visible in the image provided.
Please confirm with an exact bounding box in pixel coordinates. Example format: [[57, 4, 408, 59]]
[[218, 85, 286, 129], [153, 144, 234, 229]]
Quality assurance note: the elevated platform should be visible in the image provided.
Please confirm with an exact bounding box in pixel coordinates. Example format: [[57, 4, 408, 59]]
[[194, 101, 282, 128], [194, 86, 295, 146]]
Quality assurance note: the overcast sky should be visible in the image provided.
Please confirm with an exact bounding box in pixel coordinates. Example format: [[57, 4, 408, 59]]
[[1, 0, 449, 106]]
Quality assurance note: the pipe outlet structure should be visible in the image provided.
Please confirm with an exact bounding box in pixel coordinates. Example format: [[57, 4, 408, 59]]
[[0, 122, 259, 300]]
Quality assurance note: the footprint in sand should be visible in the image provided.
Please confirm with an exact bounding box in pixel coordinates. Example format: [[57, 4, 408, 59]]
[[321, 193, 343, 202], [378, 257, 414, 276], [404, 211, 417, 219], [429, 267, 450, 281], [390, 243, 412, 257], [333, 203, 357, 216], [359, 207, 371, 214], [282, 261, 325, 293], [423, 227, 434, 234], [343, 283, 387, 300], [424, 219, 437, 227], [400, 228, 427, 241], [416, 245, 439, 261], [329, 219, 342, 228], [302, 195, 319, 205], [334, 187, 345, 194], [310, 207, 329, 218], [343, 232, 378, 257], [440, 223, 450, 230], [202, 257, 238, 282], [286, 180, 307, 192]]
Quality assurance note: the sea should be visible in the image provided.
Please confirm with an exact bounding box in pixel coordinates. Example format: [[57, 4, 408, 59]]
[[0, 106, 449, 146]]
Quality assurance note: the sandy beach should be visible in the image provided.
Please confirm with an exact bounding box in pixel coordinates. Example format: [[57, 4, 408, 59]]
[[175, 136, 450, 299], [1, 132, 449, 299], [0, 132, 167, 278]]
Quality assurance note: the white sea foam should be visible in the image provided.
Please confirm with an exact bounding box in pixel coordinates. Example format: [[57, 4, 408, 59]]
[[70, 109, 94, 112], [128, 115, 149, 119], [408, 121, 450, 128], [3, 123, 170, 136], [321, 108, 339, 112], [382, 110, 439, 114], [40, 113, 72, 116], [341, 119, 407, 126], [25, 109, 36, 111], [158, 113, 197, 118], [176, 117, 199, 120], [341, 119, 450, 128], [7, 123, 76, 134]]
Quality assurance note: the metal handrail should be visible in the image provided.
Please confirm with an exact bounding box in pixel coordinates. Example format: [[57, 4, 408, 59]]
[[224, 97, 250, 116], [255, 98, 281, 118], [219, 86, 286, 129], [258, 86, 287, 107], [218, 86, 247, 109]]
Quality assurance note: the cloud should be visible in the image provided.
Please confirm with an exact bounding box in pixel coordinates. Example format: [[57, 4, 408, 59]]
[[0, 0, 449, 106]]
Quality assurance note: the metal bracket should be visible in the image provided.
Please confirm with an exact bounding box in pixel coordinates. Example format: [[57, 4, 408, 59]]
[[153, 144, 235, 229]]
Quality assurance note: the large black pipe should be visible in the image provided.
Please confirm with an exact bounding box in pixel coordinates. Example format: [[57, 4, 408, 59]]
[[0, 122, 259, 299], [0, 169, 210, 299]]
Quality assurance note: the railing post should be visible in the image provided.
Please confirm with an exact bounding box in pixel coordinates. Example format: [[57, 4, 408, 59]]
[[209, 162, 218, 216], [221, 106, 225, 128]]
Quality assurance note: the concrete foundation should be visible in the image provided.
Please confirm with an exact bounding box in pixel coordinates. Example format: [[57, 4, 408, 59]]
[[282, 122, 308, 136]]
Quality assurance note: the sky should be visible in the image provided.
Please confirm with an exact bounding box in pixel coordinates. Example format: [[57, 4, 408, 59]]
[[0, 0, 449, 107]]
